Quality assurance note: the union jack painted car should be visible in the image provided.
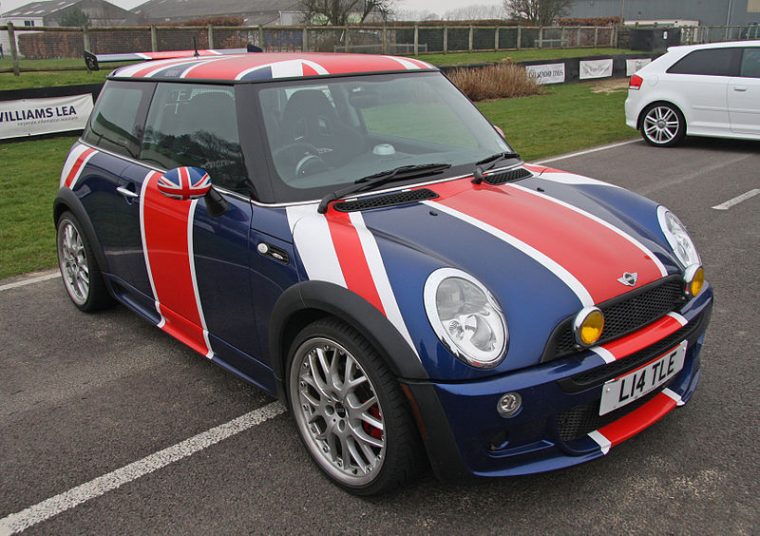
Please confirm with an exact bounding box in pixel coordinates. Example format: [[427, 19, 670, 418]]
[[55, 49, 712, 495]]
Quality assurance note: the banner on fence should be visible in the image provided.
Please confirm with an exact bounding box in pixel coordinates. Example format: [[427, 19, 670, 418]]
[[626, 58, 652, 76], [579, 59, 614, 80], [0, 94, 93, 140], [525, 63, 566, 85]]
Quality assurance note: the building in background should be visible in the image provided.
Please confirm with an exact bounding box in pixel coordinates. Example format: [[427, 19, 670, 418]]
[[567, 0, 760, 26], [0, 0, 139, 53], [131, 0, 304, 25]]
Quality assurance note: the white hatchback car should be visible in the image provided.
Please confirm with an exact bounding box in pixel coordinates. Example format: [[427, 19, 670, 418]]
[[625, 40, 760, 146]]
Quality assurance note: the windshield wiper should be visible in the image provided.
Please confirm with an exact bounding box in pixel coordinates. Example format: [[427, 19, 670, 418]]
[[317, 163, 451, 214], [472, 151, 521, 184]]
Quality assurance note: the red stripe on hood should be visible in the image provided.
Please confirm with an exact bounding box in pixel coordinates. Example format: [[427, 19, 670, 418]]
[[429, 178, 663, 304], [325, 210, 386, 314]]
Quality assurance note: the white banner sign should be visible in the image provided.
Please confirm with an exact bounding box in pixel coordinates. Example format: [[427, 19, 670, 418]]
[[626, 58, 652, 76], [0, 93, 93, 140], [525, 63, 566, 85], [580, 58, 614, 80]]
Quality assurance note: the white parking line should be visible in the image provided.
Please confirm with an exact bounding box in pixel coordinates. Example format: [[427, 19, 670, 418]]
[[533, 139, 640, 165], [0, 402, 286, 536], [0, 272, 59, 292], [711, 189, 760, 211]]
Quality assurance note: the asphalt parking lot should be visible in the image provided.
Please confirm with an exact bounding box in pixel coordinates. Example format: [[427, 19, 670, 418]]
[[1, 137, 758, 535]]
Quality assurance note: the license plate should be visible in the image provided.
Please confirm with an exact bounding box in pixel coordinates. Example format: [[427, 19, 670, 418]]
[[599, 341, 687, 416]]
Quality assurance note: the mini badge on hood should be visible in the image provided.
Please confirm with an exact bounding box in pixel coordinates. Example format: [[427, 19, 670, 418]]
[[617, 272, 638, 286]]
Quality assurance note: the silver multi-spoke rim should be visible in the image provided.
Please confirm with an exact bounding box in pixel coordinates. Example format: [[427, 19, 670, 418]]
[[290, 337, 385, 486], [643, 106, 680, 144], [57, 220, 89, 305]]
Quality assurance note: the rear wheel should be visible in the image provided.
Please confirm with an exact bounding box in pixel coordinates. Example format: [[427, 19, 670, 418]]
[[56, 211, 114, 312], [640, 103, 686, 147], [287, 318, 423, 495]]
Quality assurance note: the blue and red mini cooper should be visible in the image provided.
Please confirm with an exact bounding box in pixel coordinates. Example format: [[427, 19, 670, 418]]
[[56, 49, 712, 495]]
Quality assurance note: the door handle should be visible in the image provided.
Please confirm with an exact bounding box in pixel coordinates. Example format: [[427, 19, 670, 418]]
[[116, 186, 139, 199], [733, 86, 748, 92]]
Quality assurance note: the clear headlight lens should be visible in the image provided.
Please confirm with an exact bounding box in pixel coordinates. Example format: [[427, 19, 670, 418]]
[[424, 268, 507, 368], [657, 206, 701, 268]]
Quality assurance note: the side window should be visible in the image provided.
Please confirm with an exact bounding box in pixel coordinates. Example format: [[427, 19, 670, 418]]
[[667, 48, 741, 77], [140, 83, 245, 192], [82, 81, 153, 158], [740, 48, 760, 78]]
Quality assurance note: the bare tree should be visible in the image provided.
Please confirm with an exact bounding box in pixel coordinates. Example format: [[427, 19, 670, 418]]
[[504, 0, 572, 25], [300, 0, 395, 25], [443, 4, 507, 21]]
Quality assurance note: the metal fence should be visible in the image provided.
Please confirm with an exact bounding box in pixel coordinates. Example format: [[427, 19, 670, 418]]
[[1, 22, 759, 76]]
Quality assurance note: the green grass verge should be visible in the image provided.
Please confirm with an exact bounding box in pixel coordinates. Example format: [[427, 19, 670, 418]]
[[412, 47, 638, 66], [0, 135, 77, 279], [0, 81, 631, 279], [0, 58, 128, 90]]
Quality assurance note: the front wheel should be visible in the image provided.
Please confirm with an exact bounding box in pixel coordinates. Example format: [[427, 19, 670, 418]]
[[640, 103, 686, 147], [287, 318, 423, 495]]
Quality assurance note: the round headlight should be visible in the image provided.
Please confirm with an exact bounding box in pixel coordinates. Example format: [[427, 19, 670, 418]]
[[684, 264, 705, 298], [657, 206, 700, 268], [574, 307, 605, 347], [424, 268, 507, 368]]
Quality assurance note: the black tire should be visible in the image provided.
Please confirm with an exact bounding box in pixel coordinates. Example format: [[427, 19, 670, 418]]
[[286, 317, 424, 495], [639, 102, 686, 147], [56, 211, 114, 312]]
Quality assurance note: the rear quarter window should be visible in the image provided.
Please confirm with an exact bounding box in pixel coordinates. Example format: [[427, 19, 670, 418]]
[[740, 48, 760, 78], [667, 48, 741, 77], [82, 81, 153, 158]]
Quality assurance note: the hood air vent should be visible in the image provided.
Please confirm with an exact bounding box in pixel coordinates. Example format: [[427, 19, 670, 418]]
[[484, 167, 533, 185], [334, 189, 438, 212]]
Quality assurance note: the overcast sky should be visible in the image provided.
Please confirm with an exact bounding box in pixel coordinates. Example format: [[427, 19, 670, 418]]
[[1, 0, 504, 17]]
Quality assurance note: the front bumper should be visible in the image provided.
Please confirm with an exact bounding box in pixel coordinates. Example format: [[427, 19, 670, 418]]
[[404, 285, 713, 481]]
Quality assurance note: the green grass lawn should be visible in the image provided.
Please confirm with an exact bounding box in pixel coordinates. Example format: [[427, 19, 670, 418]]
[[0, 80, 631, 280], [0, 58, 125, 90], [0, 135, 77, 279], [412, 47, 638, 66]]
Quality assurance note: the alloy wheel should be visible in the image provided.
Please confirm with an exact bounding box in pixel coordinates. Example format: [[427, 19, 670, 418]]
[[290, 337, 386, 486], [58, 220, 89, 305], [643, 106, 680, 145]]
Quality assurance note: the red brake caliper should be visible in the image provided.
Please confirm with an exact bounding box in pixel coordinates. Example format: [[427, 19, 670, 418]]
[[362, 404, 383, 440]]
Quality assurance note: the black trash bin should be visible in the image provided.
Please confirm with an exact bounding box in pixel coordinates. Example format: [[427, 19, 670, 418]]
[[629, 27, 682, 51]]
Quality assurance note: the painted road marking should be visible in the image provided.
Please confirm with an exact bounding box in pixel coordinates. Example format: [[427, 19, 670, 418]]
[[711, 189, 760, 211], [0, 402, 286, 536], [534, 139, 640, 165], [0, 272, 59, 292]]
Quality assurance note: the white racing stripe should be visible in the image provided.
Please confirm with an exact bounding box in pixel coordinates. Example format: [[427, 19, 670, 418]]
[[662, 388, 685, 406], [510, 184, 668, 277], [0, 402, 285, 536], [588, 430, 612, 455], [348, 212, 419, 358], [59, 144, 89, 188], [424, 200, 594, 306], [666, 312, 688, 327], [188, 200, 213, 358], [591, 346, 616, 364], [286, 204, 347, 287]]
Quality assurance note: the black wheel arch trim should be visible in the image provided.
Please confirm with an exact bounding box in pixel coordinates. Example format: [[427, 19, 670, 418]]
[[53, 188, 111, 286], [269, 280, 429, 400]]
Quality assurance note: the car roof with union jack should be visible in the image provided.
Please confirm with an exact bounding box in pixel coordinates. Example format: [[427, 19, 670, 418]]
[[95, 50, 437, 83]]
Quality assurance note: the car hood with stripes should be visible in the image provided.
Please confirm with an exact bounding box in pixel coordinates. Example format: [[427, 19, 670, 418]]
[[287, 167, 682, 380]]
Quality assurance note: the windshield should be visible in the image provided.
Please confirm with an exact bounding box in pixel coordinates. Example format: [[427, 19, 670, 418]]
[[255, 72, 514, 202]]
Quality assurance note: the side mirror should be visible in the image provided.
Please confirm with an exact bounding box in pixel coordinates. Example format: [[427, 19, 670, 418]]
[[157, 166, 212, 201]]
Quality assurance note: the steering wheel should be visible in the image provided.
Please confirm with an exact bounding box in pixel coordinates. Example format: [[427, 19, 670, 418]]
[[273, 142, 330, 179]]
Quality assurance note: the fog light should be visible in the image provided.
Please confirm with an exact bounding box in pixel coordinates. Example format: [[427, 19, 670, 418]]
[[497, 392, 522, 417], [684, 264, 704, 298], [573, 306, 605, 347]]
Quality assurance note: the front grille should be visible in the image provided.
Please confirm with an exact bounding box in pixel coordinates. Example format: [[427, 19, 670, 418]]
[[542, 275, 687, 362], [333, 188, 438, 212], [483, 167, 533, 185], [555, 387, 666, 442]]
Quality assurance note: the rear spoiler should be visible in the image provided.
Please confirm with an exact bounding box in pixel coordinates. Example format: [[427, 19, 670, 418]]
[[84, 44, 263, 71]]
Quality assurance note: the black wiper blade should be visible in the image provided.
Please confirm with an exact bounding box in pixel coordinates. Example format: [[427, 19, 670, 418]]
[[472, 151, 521, 184], [476, 151, 521, 167], [317, 163, 451, 214]]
